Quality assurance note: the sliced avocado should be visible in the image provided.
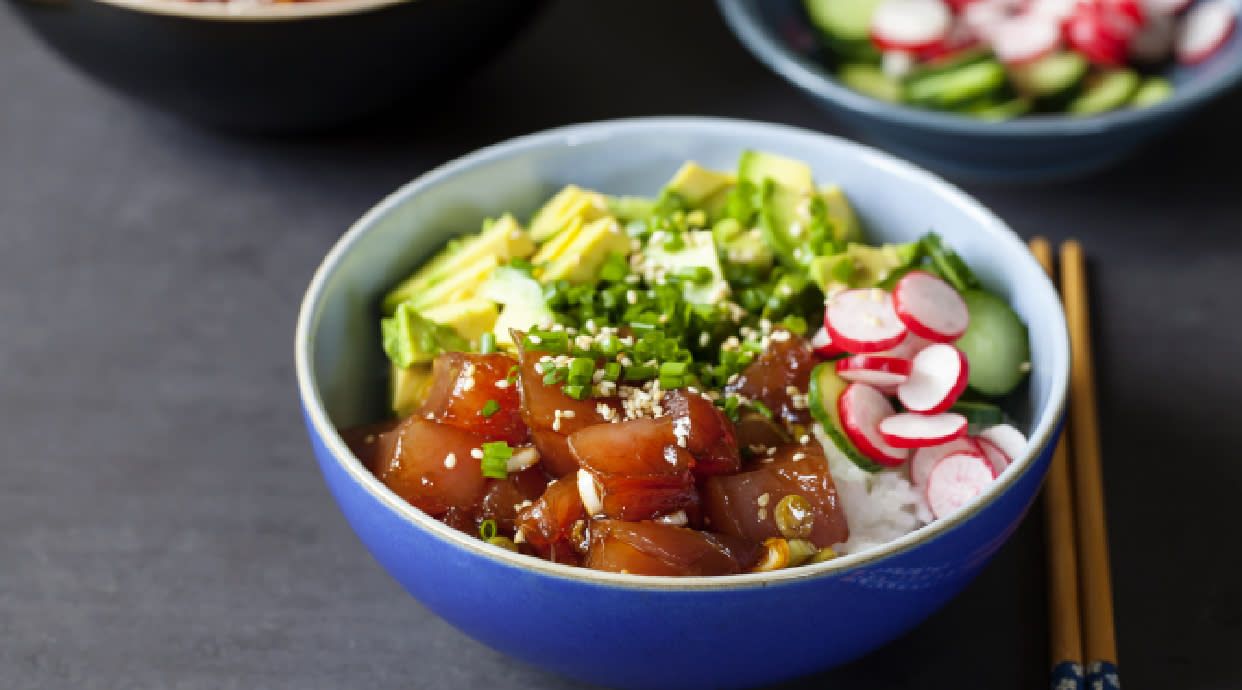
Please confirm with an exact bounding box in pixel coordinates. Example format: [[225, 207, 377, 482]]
[[531, 216, 586, 267], [738, 151, 821, 269], [529, 185, 609, 243], [479, 266, 555, 348], [606, 195, 657, 223], [420, 298, 499, 344], [713, 218, 774, 271], [1131, 77, 1173, 108], [665, 162, 736, 220], [380, 302, 469, 369], [820, 184, 862, 244], [1069, 69, 1139, 116], [738, 150, 815, 194], [810, 242, 919, 293], [540, 217, 631, 283], [391, 362, 434, 417], [644, 229, 731, 305], [382, 214, 534, 314], [404, 254, 499, 313], [838, 63, 903, 103]]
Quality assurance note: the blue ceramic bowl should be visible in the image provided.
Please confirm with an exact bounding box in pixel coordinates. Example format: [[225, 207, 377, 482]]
[[717, 0, 1242, 182], [295, 117, 1070, 690]]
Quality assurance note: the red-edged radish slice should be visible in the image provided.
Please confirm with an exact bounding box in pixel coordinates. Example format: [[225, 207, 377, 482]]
[[1130, 12, 1175, 61], [811, 326, 845, 358], [1104, 0, 1147, 27], [838, 383, 912, 466], [897, 343, 969, 414], [1067, 3, 1130, 64], [926, 452, 995, 518], [975, 437, 1010, 476], [990, 14, 1063, 63], [879, 412, 968, 448], [824, 288, 908, 354], [918, 19, 981, 59], [882, 50, 918, 78], [979, 423, 1028, 460], [884, 332, 934, 359], [892, 271, 970, 342], [872, 0, 953, 51], [1176, 0, 1237, 64], [1143, 0, 1192, 16], [836, 355, 912, 387], [911, 437, 983, 486], [963, 0, 1014, 40]]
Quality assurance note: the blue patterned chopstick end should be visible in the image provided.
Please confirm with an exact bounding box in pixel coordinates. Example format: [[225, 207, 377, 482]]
[[1051, 661, 1084, 690], [1086, 660, 1120, 690]]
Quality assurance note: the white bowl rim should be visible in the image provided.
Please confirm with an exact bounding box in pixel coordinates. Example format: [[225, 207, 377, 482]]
[[295, 116, 1070, 592], [94, 0, 409, 22]]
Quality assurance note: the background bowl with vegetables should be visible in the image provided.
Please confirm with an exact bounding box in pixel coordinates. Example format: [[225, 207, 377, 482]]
[[296, 117, 1069, 689], [717, 0, 1242, 181], [7, 0, 545, 131]]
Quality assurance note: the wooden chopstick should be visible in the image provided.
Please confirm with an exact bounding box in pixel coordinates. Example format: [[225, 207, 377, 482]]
[[1030, 238, 1085, 690], [1060, 241, 1121, 690]]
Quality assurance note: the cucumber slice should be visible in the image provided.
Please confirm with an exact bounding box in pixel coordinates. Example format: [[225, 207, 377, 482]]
[[955, 290, 1030, 397], [905, 60, 1008, 109], [838, 64, 903, 103], [807, 362, 884, 472], [908, 49, 992, 81], [965, 97, 1031, 121], [920, 233, 980, 292], [804, 0, 883, 44], [1131, 77, 1173, 109], [1069, 69, 1140, 116], [949, 400, 1006, 427], [1009, 52, 1089, 102]]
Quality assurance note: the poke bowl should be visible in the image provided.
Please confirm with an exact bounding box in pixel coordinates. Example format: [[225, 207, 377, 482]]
[[7, 0, 545, 131], [717, 0, 1242, 181], [295, 117, 1070, 690]]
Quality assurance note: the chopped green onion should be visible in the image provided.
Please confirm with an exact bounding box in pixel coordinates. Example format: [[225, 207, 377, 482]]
[[602, 362, 622, 382], [480, 442, 512, 479], [479, 399, 500, 417], [750, 400, 774, 420], [568, 357, 595, 384], [479, 519, 498, 540], [623, 364, 657, 381], [563, 384, 589, 400], [659, 361, 689, 377], [542, 368, 565, 386], [479, 332, 497, 354], [780, 315, 808, 336]]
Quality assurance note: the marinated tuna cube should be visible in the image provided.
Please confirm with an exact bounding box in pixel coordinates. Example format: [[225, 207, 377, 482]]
[[585, 520, 761, 576], [701, 444, 848, 548], [516, 475, 588, 561], [570, 417, 697, 521], [726, 332, 817, 426], [662, 389, 741, 476], [421, 353, 527, 445], [373, 418, 490, 516], [517, 349, 617, 477], [340, 418, 400, 473]]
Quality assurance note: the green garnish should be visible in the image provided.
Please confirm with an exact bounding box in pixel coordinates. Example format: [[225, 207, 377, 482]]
[[478, 332, 497, 355], [750, 400, 774, 420], [479, 519, 498, 540], [480, 442, 512, 479], [479, 399, 501, 417]]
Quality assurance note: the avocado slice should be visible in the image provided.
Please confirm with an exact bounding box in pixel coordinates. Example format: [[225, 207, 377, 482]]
[[808, 242, 919, 293], [420, 298, 499, 344], [479, 266, 556, 348], [391, 362, 435, 417], [380, 302, 469, 369], [644, 229, 731, 305], [529, 185, 609, 243], [820, 184, 862, 244], [738, 150, 815, 193], [404, 255, 499, 313], [738, 151, 821, 269], [540, 217, 631, 283], [382, 214, 534, 314], [665, 162, 736, 220], [606, 195, 657, 223]]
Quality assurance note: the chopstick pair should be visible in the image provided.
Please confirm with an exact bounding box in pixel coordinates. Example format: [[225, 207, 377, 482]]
[[1029, 239, 1120, 690]]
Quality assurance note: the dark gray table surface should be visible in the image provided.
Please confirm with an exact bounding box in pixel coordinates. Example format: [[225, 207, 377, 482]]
[[2, 2, 1240, 689]]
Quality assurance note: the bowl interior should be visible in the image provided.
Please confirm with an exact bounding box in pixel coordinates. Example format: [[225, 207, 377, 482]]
[[300, 117, 1069, 583], [724, 0, 1242, 132]]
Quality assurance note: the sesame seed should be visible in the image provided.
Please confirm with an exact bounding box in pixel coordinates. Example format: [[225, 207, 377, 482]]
[[443, 453, 457, 469], [792, 452, 807, 462], [800, 435, 810, 445], [757, 493, 771, 507], [561, 410, 576, 419], [364, 434, 376, 444], [495, 379, 511, 389], [699, 331, 711, 347], [757, 507, 768, 521], [528, 334, 542, 344], [513, 528, 526, 544], [767, 447, 778, 457], [626, 290, 638, 305], [770, 329, 791, 342], [470, 448, 483, 460]]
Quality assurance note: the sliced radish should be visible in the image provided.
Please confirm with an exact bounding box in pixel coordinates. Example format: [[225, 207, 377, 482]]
[[882, 50, 918, 78], [884, 332, 934, 360], [824, 288, 908, 354], [811, 326, 845, 358], [872, 0, 954, 51], [1176, 0, 1237, 64], [963, 0, 1015, 40], [911, 437, 983, 486], [975, 437, 1011, 476], [838, 383, 911, 467], [1067, 3, 1130, 64], [979, 423, 1028, 460], [892, 271, 970, 342], [1103, 0, 1148, 27], [836, 355, 912, 387], [1130, 11, 1175, 61], [897, 343, 969, 414], [879, 412, 968, 448], [926, 452, 995, 518], [1027, 0, 1079, 23], [990, 14, 1063, 63], [919, 19, 982, 59], [1142, 0, 1192, 16]]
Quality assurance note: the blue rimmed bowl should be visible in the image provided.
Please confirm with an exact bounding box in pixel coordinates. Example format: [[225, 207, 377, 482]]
[[717, 0, 1242, 182], [295, 117, 1070, 690]]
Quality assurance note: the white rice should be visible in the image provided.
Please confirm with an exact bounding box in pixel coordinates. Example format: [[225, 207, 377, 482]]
[[814, 423, 933, 555]]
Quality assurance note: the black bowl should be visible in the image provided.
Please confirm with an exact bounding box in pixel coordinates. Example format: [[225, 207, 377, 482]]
[[8, 0, 545, 131]]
